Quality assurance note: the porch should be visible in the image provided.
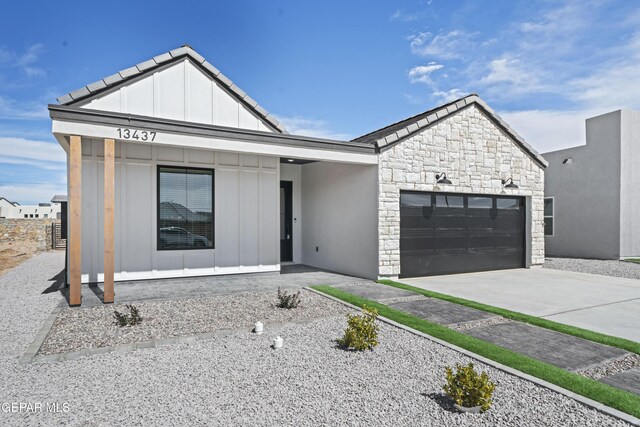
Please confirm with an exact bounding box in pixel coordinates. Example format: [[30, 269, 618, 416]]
[[60, 264, 370, 308]]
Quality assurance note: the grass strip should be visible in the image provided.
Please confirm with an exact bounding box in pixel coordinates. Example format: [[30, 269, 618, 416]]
[[312, 285, 640, 419], [623, 258, 640, 264], [378, 279, 640, 355]]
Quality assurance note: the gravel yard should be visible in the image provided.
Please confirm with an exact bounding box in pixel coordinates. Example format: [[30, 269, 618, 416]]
[[39, 290, 351, 355], [544, 257, 640, 280], [0, 252, 635, 426]]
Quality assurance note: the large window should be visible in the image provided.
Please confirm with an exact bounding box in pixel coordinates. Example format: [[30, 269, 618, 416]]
[[544, 197, 554, 236], [158, 166, 214, 250]]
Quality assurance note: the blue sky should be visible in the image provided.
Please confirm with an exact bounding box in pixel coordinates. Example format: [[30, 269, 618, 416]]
[[1, 0, 639, 204]]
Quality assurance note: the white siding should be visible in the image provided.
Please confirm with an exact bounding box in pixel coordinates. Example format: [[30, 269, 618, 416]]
[[301, 162, 379, 279], [78, 139, 280, 283], [81, 59, 275, 133]]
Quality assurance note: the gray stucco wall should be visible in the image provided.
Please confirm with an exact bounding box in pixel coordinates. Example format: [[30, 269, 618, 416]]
[[543, 111, 622, 259], [301, 162, 379, 279], [620, 110, 640, 257], [378, 104, 545, 277]]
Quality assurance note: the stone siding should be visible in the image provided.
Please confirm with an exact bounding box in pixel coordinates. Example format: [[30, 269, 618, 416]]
[[0, 219, 59, 252], [378, 104, 545, 277]]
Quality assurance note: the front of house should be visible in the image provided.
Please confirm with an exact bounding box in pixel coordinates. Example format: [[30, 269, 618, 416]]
[[49, 46, 546, 306]]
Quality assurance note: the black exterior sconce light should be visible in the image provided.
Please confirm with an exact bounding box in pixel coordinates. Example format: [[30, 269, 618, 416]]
[[501, 177, 519, 192], [435, 172, 452, 185]]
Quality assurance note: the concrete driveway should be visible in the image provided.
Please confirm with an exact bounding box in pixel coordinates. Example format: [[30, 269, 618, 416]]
[[399, 268, 640, 342]]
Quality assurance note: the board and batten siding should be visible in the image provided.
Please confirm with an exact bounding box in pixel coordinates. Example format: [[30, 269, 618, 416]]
[[76, 139, 279, 283], [77, 58, 276, 133]]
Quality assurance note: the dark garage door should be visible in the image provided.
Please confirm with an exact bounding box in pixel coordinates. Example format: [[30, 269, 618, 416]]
[[400, 191, 525, 277]]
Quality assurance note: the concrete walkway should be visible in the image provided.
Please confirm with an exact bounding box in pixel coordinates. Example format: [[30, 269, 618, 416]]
[[332, 281, 640, 396], [60, 264, 369, 307], [399, 268, 640, 342]]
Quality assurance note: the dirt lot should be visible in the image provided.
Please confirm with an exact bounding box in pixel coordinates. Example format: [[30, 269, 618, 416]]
[[0, 241, 39, 275]]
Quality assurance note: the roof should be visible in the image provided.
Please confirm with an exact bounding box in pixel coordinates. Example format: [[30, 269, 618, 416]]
[[352, 94, 548, 167], [56, 45, 287, 134], [51, 195, 67, 203], [48, 104, 376, 155], [0, 197, 17, 206]]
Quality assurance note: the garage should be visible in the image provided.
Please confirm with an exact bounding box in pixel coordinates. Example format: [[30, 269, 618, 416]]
[[399, 191, 525, 277]]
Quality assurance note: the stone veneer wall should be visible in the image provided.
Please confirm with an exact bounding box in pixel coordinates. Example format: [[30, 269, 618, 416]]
[[378, 104, 545, 277], [0, 219, 59, 252]]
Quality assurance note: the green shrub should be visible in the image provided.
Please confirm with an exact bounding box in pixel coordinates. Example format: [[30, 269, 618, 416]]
[[276, 288, 302, 309], [113, 304, 143, 327], [337, 305, 380, 351], [443, 362, 496, 411]]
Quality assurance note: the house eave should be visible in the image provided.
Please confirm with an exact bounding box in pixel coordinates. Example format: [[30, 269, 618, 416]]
[[48, 105, 378, 164]]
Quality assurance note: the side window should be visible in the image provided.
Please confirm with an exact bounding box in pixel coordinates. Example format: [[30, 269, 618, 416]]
[[544, 198, 554, 236]]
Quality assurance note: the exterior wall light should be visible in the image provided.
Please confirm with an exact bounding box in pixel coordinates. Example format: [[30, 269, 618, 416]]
[[435, 172, 452, 185], [502, 178, 519, 189]]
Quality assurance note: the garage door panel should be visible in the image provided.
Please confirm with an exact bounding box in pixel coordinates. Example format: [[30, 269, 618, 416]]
[[400, 191, 525, 277]]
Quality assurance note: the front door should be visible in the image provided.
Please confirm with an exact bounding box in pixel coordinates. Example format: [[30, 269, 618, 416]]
[[280, 181, 293, 262]]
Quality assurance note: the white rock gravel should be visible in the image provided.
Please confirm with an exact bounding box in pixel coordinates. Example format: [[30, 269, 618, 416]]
[[39, 290, 350, 355], [0, 252, 635, 426], [578, 353, 640, 380], [544, 257, 640, 280]]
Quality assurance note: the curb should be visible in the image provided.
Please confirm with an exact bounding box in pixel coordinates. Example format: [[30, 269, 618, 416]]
[[306, 287, 640, 427], [20, 306, 62, 364]]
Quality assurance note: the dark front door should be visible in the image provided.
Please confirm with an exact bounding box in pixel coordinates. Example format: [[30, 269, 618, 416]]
[[399, 191, 525, 277], [280, 181, 293, 262]]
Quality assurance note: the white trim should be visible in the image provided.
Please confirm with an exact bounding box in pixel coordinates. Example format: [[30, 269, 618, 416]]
[[544, 196, 555, 237], [52, 119, 378, 165], [87, 263, 280, 284]]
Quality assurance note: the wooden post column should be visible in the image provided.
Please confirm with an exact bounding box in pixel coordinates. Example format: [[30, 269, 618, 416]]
[[69, 135, 82, 306], [103, 138, 115, 303]]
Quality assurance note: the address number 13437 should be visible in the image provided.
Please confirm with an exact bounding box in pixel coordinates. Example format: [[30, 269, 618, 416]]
[[116, 128, 156, 142]]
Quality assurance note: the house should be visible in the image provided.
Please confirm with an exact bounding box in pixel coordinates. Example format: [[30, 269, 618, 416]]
[[543, 109, 640, 259], [0, 197, 62, 219], [49, 45, 547, 306]]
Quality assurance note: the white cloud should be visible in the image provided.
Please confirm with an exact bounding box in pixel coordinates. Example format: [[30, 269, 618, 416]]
[[17, 44, 45, 77], [390, 9, 426, 22], [408, 62, 444, 84], [0, 95, 49, 120], [432, 88, 467, 103], [274, 116, 351, 140], [479, 56, 548, 96], [0, 137, 66, 168], [499, 108, 607, 153], [0, 44, 46, 78], [0, 183, 67, 206], [409, 30, 477, 60]]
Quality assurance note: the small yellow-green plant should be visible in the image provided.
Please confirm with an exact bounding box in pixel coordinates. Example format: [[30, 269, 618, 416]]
[[337, 305, 380, 351], [443, 363, 496, 411]]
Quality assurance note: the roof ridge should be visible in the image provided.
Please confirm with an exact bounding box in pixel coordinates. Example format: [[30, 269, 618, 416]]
[[56, 45, 287, 134], [352, 93, 547, 168], [351, 94, 477, 143]]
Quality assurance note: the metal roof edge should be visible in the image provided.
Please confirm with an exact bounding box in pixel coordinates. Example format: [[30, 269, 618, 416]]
[[48, 104, 376, 154], [55, 45, 288, 135]]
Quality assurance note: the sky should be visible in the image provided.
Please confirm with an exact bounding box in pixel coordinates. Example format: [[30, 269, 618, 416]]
[[1, 0, 639, 204]]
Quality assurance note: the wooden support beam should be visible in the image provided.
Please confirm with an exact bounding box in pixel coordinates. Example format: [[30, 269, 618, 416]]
[[69, 135, 82, 306], [103, 138, 115, 303]]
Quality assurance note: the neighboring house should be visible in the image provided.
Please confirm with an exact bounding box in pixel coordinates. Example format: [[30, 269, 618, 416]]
[[49, 45, 546, 306], [0, 197, 62, 219], [543, 109, 640, 259]]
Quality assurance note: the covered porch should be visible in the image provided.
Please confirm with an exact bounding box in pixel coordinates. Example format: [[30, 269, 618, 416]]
[[50, 105, 378, 306]]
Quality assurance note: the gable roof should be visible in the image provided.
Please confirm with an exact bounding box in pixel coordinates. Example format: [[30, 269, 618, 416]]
[[56, 45, 287, 134], [0, 197, 18, 206], [352, 94, 548, 167]]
